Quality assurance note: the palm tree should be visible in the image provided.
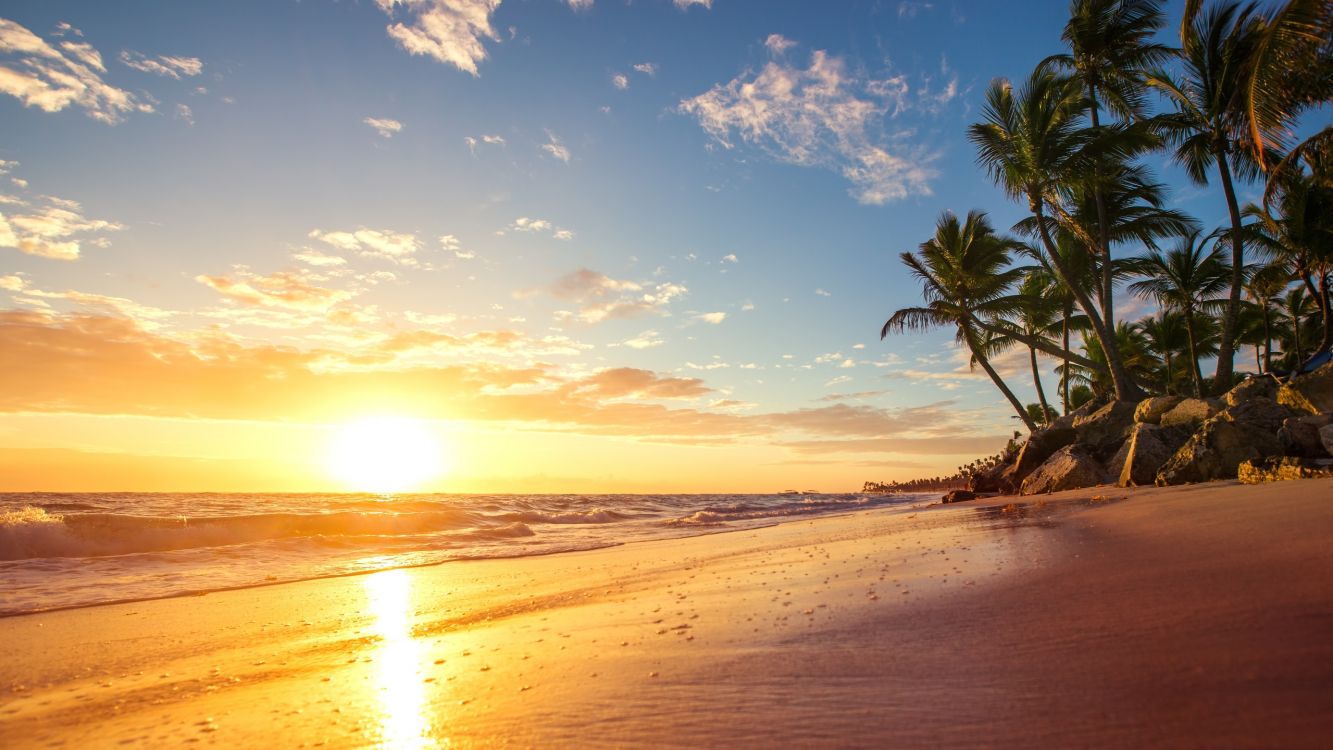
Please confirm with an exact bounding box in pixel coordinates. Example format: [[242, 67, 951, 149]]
[[1275, 284, 1319, 369], [1136, 309, 1192, 393], [969, 69, 1148, 401], [1147, 1, 1266, 393], [1241, 263, 1290, 372], [987, 274, 1062, 425], [881, 211, 1038, 431], [1041, 0, 1173, 332], [1127, 230, 1232, 396]]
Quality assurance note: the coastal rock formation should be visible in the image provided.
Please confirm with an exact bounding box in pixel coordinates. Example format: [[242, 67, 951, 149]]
[[1156, 414, 1283, 486], [1003, 427, 1077, 489], [1225, 397, 1298, 435], [1134, 396, 1182, 425], [1224, 375, 1279, 407], [1118, 423, 1191, 487], [942, 489, 977, 503], [1278, 414, 1333, 458], [1323, 424, 1333, 456], [1238, 456, 1333, 484], [1277, 361, 1333, 414], [1159, 398, 1222, 429], [1020, 445, 1107, 495], [1048, 399, 1100, 431], [1073, 400, 1137, 455]]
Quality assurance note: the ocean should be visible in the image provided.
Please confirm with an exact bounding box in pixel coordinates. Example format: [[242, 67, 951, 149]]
[[0, 491, 930, 616]]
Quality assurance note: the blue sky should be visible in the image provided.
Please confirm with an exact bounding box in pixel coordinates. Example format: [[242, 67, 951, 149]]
[[0, 1, 1265, 491]]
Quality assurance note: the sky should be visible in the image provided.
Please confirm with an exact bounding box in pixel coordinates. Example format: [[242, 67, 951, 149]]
[[0, 0, 1253, 493]]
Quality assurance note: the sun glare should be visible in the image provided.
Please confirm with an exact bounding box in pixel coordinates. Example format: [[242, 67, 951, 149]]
[[326, 416, 446, 494]]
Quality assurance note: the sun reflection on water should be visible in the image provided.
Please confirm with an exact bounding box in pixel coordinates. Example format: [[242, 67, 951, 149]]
[[363, 569, 435, 749]]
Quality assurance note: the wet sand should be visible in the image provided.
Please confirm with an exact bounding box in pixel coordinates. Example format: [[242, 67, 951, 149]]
[[3, 479, 1332, 748]]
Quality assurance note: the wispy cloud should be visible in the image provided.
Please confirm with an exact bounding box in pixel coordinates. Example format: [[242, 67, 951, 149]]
[[308, 227, 421, 264], [506, 217, 573, 240], [438, 234, 474, 259], [611, 73, 629, 90], [680, 46, 936, 204], [119, 49, 203, 78], [897, 1, 934, 19], [695, 311, 727, 325], [375, 0, 502, 76], [364, 116, 403, 138], [632, 62, 658, 76], [0, 19, 148, 123], [764, 33, 796, 55], [674, 0, 712, 9], [546, 268, 687, 323], [0, 179, 123, 261], [541, 130, 571, 163], [196, 268, 355, 312], [464, 133, 505, 153]]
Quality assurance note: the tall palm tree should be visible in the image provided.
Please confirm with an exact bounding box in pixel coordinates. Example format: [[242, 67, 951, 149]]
[[1275, 284, 1319, 368], [1136, 309, 1192, 393], [881, 211, 1038, 431], [969, 69, 1148, 401], [1241, 263, 1290, 372], [1147, 1, 1266, 393], [1127, 230, 1232, 396], [1041, 0, 1173, 332], [989, 274, 1062, 425]]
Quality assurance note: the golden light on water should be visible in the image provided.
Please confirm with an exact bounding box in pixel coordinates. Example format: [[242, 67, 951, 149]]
[[364, 569, 434, 749], [327, 417, 447, 494]]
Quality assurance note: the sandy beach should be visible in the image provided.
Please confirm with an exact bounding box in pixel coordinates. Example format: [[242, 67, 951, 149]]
[[3, 478, 1333, 749]]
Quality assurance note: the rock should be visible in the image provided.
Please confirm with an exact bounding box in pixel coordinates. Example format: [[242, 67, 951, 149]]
[[1020, 445, 1108, 495], [1238, 456, 1333, 484], [1224, 374, 1280, 406], [1323, 424, 1333, 456], [968, 460, 1012, 494], [1001, 428, 1077, 488], [1159, 398, 1223, 429], [1155, 415, 1283, 486], [1072, 400, 1137, 455], [1278, 414, 1333, 458], [1223, 397, 1296, 435], [1277, 360, 1333, 415], [1105, 438, 1132, 482], [1048, 400, 1101, 432], [1134, 396, 1183, 424], [942, 489, 977, 503], [1118, 423, 1192, 487]]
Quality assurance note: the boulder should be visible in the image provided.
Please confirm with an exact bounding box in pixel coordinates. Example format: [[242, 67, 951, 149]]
[[1134, 396, 1183, 425], [1323, 424, 1333, 457], [1001, 427, 1077, 488], [1020, 445, 1108, 495], [1277, 360, 1333, 415], [942, 489, 977, 504], [968, 461, 1012, 494], [1048, 399, 1101, 432], [1105, 438, 1132, 482], [1223, 397, 1297, 435], [1072, 400, 1137, 456], [1278, 414, 1333, 458], [1238, 456, 1333, 484], [1117, 423, 1192, 487], [1224, 374, 1280, 406], [1155, 415, 1284, 486], [1159, 398, 1223, 429]]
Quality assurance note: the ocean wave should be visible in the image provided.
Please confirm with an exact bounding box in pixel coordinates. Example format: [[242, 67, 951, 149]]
[[501, 508, 630, 525], [663, 493, 907, 526]]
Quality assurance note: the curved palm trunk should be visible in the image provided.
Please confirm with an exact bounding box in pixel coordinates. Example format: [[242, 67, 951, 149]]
[[972, 318, 1103, 372], [970, 342, 1038, 432], [1262, 306, 1273, 374], [1033, 203, 1144, 401], [1088, 96, 1115, 337], [1163, 348, 1174, 394], [1062, 306, 1072, 413], [1184, 306, 1205, 397], [1319, 271, 1332, 355], [1212, 146, 1245, 393], [1029, 347, 1051, 425]]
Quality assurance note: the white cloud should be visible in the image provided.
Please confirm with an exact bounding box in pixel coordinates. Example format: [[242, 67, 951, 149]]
[[0, 183, 123, 261], [364, 117, 403, 138], [438, 233, 475, 259], [119, 50, 203, 78], [611, 73, 629, 90], [815, 288, 831, 297], [509, 217, 573, 240], [621, 330, 664, 349], [375, 0, 502, 76], [547, 268, 687, 324], [175, 103, 194, 125], [0, 19, 148, 123], [567, 0, 595, 9], [293, 248, 348, 267], [721, 253, 738, 263], [680, 48, 936, 204], [541, 130, 571, 163], [464, 133, 505, 153], [633, 62, 658, 76], [309, 227, 421, 264], [674, 0, 712, 8], [196, 267, 355, 312], [696, 311, 727, 325], [764, 34, 796, 55], [898, 2, 934, 19]]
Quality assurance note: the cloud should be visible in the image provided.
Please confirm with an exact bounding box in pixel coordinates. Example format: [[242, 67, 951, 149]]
[[195, 268, 355, 312], [175, 103, 194, 125], [632, 62, 657, 76], [464, 133, 505, 153], [814, 288, 831, 297], [674, 0, 712, 8], [0, 188, 123, 261], [375, 0, 501, 75], [573, 367, 710, 400], [611, 73, 629, 90], [292, 248, 348, 267], [567, 0, 595, 9], [309, 227, 421, 264], [695, 311, 727, 325], [438, 234, 474, 259], [0, 19, 147, 123], [764, 34, 796, 55], [621, 330, 664, 349], [541, 130, 571, 163], [119, 50, 203, 78], [546, 268, 687, 323], [508, 217, 572, 240], [680, 47, 936, 204], [721, 253, 738, 263], [364, 116, 403, 138], [897, 2, 934, 19]]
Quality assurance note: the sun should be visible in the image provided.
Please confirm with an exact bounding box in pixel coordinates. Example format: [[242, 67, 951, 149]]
[[325, 416, 447, 494]]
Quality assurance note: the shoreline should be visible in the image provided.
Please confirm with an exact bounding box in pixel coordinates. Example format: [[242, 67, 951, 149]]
[[4, 478, 1332, 747]]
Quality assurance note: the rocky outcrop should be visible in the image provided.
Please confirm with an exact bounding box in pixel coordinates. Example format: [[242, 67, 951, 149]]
[[1276, 360, 1333, 414], [1118, 423, 1191, 487], [1072, 400, 1137, 455], [1224, 374, 1279, 406], [1155, 414, 1284, 486], [942, 489, 977, 503], [1278, 414, 1333, 458], [1238, 456, 1333, 484], [1224, 397, 1297, 435], [1159, 398, 1223, 429], [1323, 424, 1333, 457], [1001, 427, 1077, 489], [1020, 445, 1108, 495], [1047, 399, 1101, 431], [968, 460, 1012, 494], [1134, 396, 1183, 425]]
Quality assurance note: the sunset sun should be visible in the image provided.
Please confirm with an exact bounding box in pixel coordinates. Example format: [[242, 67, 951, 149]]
[[326, 417, 446, 494]]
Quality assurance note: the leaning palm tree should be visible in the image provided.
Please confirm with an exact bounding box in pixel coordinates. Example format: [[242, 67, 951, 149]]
[[969, 69, 1148, 401], [986, 274, 1063, 425], [1127, 230, 1233, 396], [882, 211, 1038, 431], [1146, 1, 1266, 393]]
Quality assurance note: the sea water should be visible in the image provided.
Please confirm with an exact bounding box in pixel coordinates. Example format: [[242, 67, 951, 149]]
[[0, 491, 929, 616]]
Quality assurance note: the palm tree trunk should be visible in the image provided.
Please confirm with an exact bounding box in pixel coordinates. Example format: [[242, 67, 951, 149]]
[[1319, 271, 1332, 355], [970, 342, 1038, 432], [1029, 347, 1051, 425], [1262, 306, 1273, 373], [1184, 307, 1205, 397], [1164, 348, 1174, 394], [1212, 144, 1245, 393], [1032, 203, 1144, 401], [971, 318, 1103, 372], [1088, 96, 1115, 338], [1062, 308, 1071, 413]]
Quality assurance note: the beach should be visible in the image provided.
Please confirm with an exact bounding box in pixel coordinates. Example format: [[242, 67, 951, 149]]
[[4, 478, 1333, 748]]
